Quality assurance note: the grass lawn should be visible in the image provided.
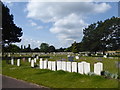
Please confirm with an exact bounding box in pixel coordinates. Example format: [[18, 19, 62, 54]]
[[2, 57, 119, 88]]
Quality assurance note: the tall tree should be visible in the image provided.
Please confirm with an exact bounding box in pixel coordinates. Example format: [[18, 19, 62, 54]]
[[40, 43, 49, 53], [2, 2, 23, 46], [81, 17, 120, 53], [49, 45, 55, 52]]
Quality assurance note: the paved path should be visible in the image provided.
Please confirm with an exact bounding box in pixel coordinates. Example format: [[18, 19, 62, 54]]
[[2, 75, 48, 88]]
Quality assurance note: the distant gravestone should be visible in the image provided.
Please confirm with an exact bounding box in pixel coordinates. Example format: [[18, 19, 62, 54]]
[[103, 55, 107, 58], [57, 61, 62, 70], [75, 56, 79, 59], [51, 61, 56, 71], [43, 60, 48, 69], [94, 62, 103, 75], [67, 55, 70, 57], [28, 58, 31, 62], [34, 58, 37, 63], [66, 62, 71, 72], [11, 58, 14, 65], [72, 62, 77, 72], [115, 61, 120, 68], [36, 56, 39, 59], [48, 61, 52, 70], [39, 59, 43, 69], [17, 59, 20, 66], [78, 62, 84, 74], [31, 60, 34, 67], [61, 61, 67, 71]]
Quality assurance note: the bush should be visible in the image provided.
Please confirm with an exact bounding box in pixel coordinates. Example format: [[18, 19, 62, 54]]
[[101, 71, 118, 79]]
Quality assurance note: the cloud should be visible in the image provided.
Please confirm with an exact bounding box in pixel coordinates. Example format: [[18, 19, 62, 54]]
[[26, 1, 111, 47], [50, 14, 88, 45], [36, 26, 44, 30], [29, 20, 37, 26], [15, 37, 42, 49]]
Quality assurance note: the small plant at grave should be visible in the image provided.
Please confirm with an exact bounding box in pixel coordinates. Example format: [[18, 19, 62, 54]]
[[101, 71, 119, 79], [88, 72, 95, 76]]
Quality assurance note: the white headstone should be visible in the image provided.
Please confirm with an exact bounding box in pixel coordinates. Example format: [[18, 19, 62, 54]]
[[39, 59, 43, 69], [11, 58, 14, 65], [31, 60, 34, 67], [61, 61, 67, 71], [36, 56, 39, 59], [28, 58, 31, 62], [17, 59, 20, 66], [34, 58, 37, 63], [72, 62, 77, 72], [48, 61, 52, 70], [43, 60, 48, 69], [94, 62, 103, 75], [51, 61, 56, 71], [84, 62, 90, 74], [78, 62, 84, 74], [40, 58, 43, 61], [103, 55, 107, 58], [57, 61, 62, 70], [67, 55, 70, 57], [66, 62, 71, 72], [78, 61, 90, 74], [75, 56, 79, 59]]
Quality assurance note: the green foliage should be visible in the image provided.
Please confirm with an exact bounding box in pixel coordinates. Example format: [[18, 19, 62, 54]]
[[40, 43, 49, 53], [49, 45, 56, 52], [81, 17, 120, 52], [2, 2, 23, 46], [3, 44, 20, 52]]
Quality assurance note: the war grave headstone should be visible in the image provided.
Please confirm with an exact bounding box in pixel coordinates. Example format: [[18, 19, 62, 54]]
[[39, 59, 43, 69], [84, 62, 90, 74], [17, 59, 20, 66], [72, 62, 77, 72], [11, 58, 14, 65], [28, 58, 31, 62], [75, 56, 79, 59], [78, 62, 84, 74], [61, 61, 67, 71], [48, 61, 52, 70], [31, 60, 34, 67], [115, 61, 120, 68], [34, 58, 37, 63], [66, 62, 71, 72], [79, 61, 90, 74], [57, 61, 62, 70], [43, 60, 48, 69], [94, 62, 103, 75], [51, 61, 56, 71]]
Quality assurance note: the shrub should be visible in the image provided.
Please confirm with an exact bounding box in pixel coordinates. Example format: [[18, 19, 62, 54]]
[[88, 72, 95, 76]]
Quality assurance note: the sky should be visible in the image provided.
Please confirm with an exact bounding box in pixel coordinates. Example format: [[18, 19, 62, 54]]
[[4, 1, 118, 49]]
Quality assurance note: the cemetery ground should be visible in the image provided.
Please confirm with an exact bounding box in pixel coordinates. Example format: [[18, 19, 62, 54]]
[[2, 54, 120, 88]]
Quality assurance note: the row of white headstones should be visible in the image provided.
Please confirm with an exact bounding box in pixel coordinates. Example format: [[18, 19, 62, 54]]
[[11, 58, 103, 75]]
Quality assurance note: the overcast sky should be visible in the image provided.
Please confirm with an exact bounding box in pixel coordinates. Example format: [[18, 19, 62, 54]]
[[4, 1, 118, 49]]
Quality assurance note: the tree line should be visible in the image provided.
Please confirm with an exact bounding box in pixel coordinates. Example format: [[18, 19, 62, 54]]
[[1, 2, 120, 53]]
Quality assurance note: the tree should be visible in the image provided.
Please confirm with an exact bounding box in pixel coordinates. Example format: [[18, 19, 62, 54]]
[[4, 44, 20, 52], [49, 45, 55, 52], [2, 2, 23, 46], [34, 47, 40, 52], [40, 43, 49, 53], [72, 41, 79, 53], [81, 17, 120, 53]]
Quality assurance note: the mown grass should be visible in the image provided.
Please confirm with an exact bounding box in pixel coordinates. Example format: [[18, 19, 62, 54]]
[[2, 59, 119, 88]]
